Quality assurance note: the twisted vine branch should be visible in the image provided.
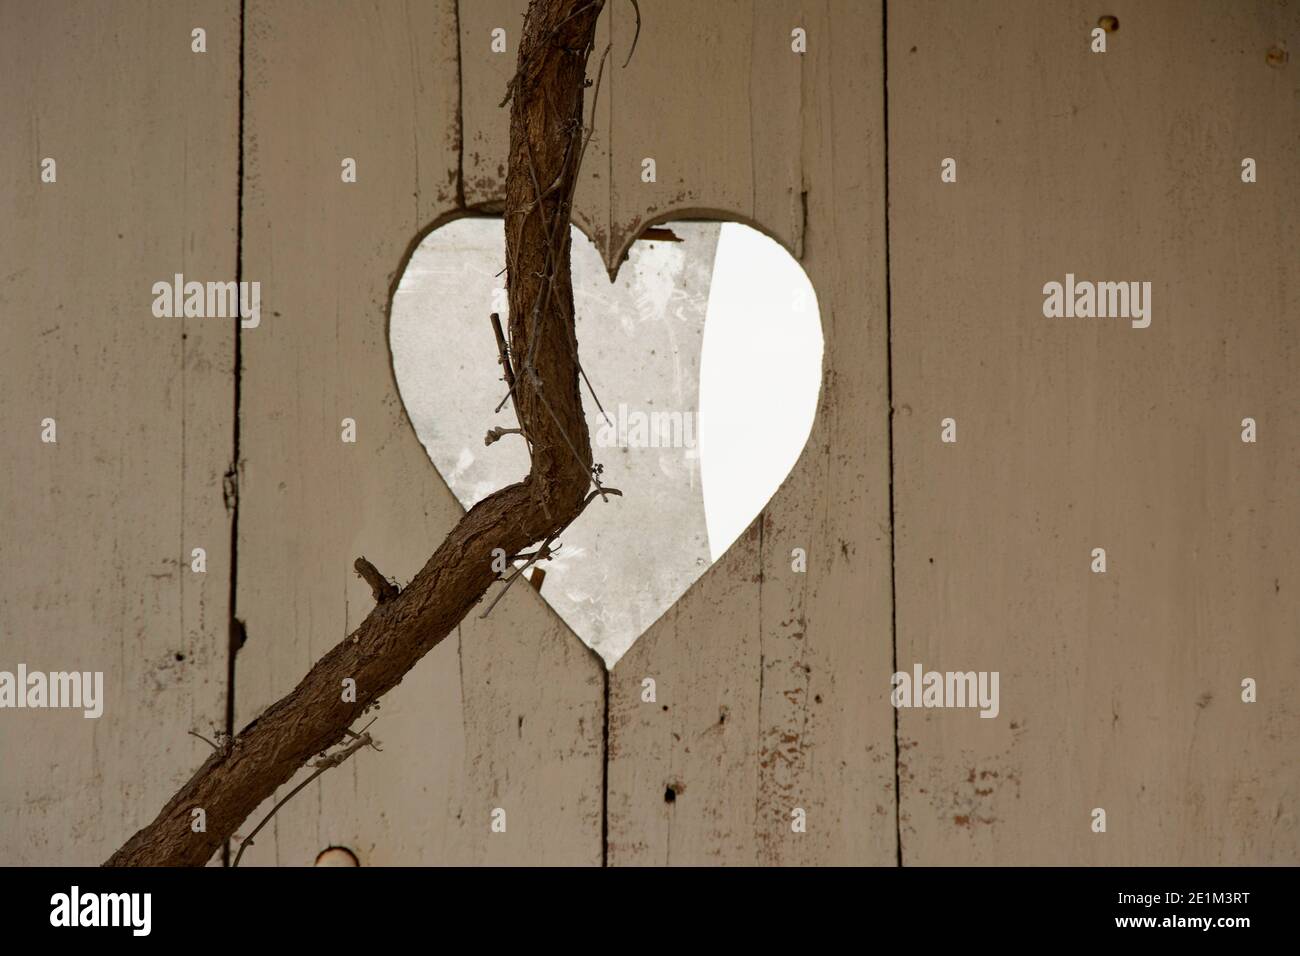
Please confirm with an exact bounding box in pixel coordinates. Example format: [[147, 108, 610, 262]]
[[105, 0, 611, 867]]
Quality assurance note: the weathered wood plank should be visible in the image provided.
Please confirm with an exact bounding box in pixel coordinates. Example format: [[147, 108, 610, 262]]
[[607, 0, 896, 865], [10, 0, 1293, 870], [235, 0, 603, 865], [458, 0, 525, 209], [888, 0, 1300, 864], [605, 0, 804, 266], [0, 0, 238, 864]]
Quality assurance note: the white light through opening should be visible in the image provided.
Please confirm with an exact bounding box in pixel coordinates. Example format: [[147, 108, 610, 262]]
[[391, 218, 821, 666], [699, 222, 822, 561]]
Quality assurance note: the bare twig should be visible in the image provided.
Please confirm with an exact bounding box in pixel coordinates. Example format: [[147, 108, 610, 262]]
[[489, 312, 533, 455], [622, 0, 641, 68], [485, 425, 524, 446], [188, 730, 219, 751], [579, 360, 612, 426], [490, 312, 516, 393], [231, 728, 379, 867], [342, 719, 383, 751], [310, 730, 379, 770], [479, 486, 621, 619], [353, 556, 399, 604], [480, 542, 560, 619]]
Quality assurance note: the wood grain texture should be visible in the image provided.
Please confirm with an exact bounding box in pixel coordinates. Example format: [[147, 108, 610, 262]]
[[459, 0, 525, 209], [6, 0, 1296, 868], [888, 0, 1300, 864], [0, 0, 238, 864], [606, 0, 805, 264], [234, 0, 603, 866], [606, 0, 898, 865]]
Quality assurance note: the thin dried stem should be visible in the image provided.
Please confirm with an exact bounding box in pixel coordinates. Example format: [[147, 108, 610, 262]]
[[231, 725, 380, 868]]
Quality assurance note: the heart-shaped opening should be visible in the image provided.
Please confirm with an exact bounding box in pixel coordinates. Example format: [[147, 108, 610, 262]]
[[391, 217, 822, 666]]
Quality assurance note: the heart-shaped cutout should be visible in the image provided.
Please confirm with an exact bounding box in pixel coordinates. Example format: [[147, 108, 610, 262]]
[[391, 219, 822, 666]]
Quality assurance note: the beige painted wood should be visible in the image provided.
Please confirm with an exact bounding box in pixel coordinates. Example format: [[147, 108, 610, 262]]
[[0, 0, 238, 864], [606, 0, 805, 262], [8, 0, 1294, 870], [606, 0, 898, 865], [458, 0, 524, 210], [235, 0, 603, 865], [888, 0, 1299, 864]]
